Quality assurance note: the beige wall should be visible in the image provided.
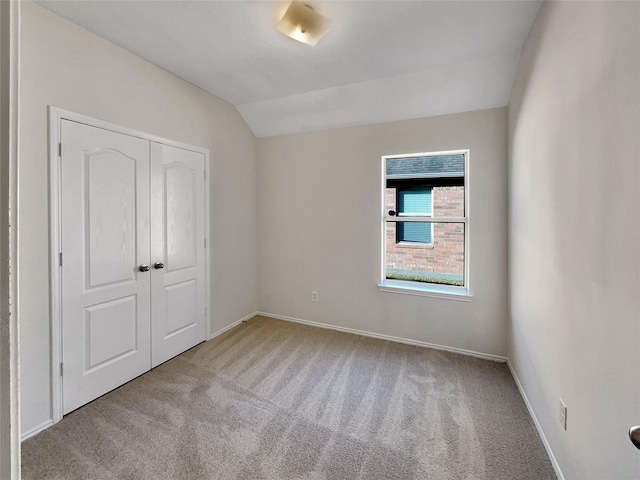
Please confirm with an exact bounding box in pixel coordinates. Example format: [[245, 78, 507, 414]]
[[508, 2, 640, 478], [19, 1, 257, 435], [257, 108, 508, 357]]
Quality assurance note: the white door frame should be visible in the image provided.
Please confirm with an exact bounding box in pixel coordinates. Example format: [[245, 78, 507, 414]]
[[1, 1, 21, 477], [48, 107, 211, 423]]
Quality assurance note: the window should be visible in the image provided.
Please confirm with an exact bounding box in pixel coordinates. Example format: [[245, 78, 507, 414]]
[[380, 150, 470, 299], [396, 188, 433, 244]]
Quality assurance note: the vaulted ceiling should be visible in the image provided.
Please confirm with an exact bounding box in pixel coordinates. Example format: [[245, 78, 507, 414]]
[[36, 1, 542, 137]]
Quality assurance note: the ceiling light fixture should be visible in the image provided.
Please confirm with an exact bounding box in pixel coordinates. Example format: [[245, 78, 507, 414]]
[[277, 1, 330, 47]]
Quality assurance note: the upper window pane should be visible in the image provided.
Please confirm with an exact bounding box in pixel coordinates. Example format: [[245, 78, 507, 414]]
[[386, 154, 465, 216]]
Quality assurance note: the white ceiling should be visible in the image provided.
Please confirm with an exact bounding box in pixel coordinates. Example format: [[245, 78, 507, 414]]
[[35, 0, 542, 137]]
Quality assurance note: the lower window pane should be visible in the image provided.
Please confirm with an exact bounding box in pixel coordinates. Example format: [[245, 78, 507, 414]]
[[385, 222, 465, 286]]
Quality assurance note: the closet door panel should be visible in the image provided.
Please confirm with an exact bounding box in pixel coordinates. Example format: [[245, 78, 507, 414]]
[[150, 142, 206, 367], [60, 120, 151, 415]]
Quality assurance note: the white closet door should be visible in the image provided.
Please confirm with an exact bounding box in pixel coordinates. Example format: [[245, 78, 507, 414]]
[[150, 142, 206, 368], [61, 120, 152, 414]]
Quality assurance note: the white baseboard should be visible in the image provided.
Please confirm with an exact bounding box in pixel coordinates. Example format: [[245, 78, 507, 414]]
[[507, 360, 565, 480], [208, 311, 257, 340], [21, 420, 54, 442], [256, 311, 507, 363]]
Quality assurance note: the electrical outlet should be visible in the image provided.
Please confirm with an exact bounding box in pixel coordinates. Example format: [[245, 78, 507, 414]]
[[559, 399, 567, 430], [311, 291, 318, 302]]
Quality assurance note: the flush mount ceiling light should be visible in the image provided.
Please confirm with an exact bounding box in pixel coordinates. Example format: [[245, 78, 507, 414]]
[[277, 1, 330, 47]]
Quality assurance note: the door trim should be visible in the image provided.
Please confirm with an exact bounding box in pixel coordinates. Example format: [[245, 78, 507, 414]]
[[48, 107, 211, 423]]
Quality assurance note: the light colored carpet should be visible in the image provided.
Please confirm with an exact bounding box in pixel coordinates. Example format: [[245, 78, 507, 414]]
[[22, 316, 556, 479]]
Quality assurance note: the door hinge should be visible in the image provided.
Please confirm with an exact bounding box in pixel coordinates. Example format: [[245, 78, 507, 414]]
[[58, 142, 62, 157], [204, 238, 207, 248], [59, 252, 63, 267], [204, 307, 207, 318], [60, 362, 63, 376]]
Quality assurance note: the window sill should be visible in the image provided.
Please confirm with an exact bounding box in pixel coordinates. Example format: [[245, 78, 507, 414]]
[[396, 242, 434, 249], [378, 280, 473, 301]]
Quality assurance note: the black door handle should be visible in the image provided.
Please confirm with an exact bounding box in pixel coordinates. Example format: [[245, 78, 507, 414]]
[[139, 264, 150, 272], [154, 262, 165, 269], [630, 426, 640, 450]]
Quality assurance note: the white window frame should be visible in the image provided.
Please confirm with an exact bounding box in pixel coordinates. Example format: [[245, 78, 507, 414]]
[[379, 149, 472, 301]]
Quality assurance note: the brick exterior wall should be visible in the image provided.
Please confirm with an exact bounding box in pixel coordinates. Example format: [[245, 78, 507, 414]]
[[385, 186, 464, 278]]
